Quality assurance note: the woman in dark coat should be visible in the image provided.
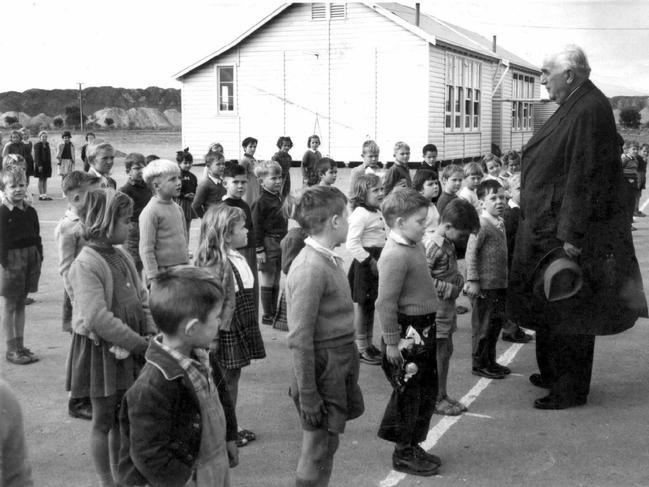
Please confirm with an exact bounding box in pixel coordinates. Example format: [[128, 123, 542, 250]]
[[509, 45, 647, 410], [33, 130, 53, 200]]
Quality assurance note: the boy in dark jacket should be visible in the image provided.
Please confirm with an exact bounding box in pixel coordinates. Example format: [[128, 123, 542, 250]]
[[119, 266, 238, 487]]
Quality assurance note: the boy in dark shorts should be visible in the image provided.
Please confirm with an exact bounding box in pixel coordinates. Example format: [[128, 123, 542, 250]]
[[286, 186, 364, 487], [376, 187, 441, 476]]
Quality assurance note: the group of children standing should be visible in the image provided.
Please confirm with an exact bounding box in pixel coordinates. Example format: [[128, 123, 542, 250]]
[[0, 132, 536, 486]]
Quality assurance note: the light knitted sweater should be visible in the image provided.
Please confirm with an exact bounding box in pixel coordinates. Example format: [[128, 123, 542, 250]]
[[375, 234, 438, 346], [286, 243, 354, 408], [138, 196, 189, 279], [465, 214, 508, 289]]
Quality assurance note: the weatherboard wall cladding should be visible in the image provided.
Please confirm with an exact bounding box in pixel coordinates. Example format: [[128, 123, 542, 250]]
[[180, 2, 540, 163]]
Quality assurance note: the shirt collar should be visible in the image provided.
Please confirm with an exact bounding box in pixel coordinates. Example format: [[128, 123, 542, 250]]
[[508, 199, 520, 209], [208, 174, 222, 186], [430, 231, 447, 249], [482, 210, 504, 230], [64, 208, 80, 221], [389, 230, 415, 247], [2, 197, 15, 210], [155, 335, 210, 374], [305, 237, 344, 265]]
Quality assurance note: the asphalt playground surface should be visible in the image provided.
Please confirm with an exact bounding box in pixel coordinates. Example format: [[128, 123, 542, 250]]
[[3, 168, 649, 487]]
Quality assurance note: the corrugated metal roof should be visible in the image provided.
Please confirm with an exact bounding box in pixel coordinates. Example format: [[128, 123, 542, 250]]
[[376, 2, 540, 73]]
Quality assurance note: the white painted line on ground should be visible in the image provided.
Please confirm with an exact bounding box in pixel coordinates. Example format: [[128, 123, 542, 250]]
[[379, 343, 525, 487], [640, 197, 649, 213], [464, 412, 493, 419]]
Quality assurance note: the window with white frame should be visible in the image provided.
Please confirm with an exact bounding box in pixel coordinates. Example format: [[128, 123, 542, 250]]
[[512, 73, 534, 130], [445, 54, 481, 131], [217, 66, 234, 113]]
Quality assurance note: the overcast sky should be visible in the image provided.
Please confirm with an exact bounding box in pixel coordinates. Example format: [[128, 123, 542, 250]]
[[7, 0, 649, 97]]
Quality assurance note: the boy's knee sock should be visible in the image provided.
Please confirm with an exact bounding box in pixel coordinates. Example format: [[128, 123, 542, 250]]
[[260, 286, 274, 317], [271, 284, 280, 314], [16, 336, 24, 350]]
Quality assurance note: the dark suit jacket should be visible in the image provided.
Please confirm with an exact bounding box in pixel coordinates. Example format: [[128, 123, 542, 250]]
[[509, 79, 647, 335]]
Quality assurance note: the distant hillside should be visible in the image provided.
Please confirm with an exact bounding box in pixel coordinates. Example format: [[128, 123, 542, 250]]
[[0, 87, 180, 116], [0, 87, 181, 130]]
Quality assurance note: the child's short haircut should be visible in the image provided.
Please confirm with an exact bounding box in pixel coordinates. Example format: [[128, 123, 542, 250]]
[[80, 189, 134, 241], [307, 134, 320, 146], [349, 173, 381, 209], [223, 161, 246, 178], [412, 168, 438, 192], [87, 142, 114, 164], [362, 140, 380, 154], [85, 132, 95, 141], [481, 153, 502, 171], [204, 152, 225, 167], [422, 143, 438, 155], [316, 157, 336, 175], [624, 139, 639, 150], [124, 153, 146, 172], [149, 266, 224, 335], [381, 187, 429, 228], [464, 162, 484, 178], [176, 148, 193, 164], [440, 198, 480, 233], [145, 154, 159, 164], [294, 186, 347, 234], [641, 143, 649, 151], [61, 170, 101, 194], [0, 165, 26, 190], [208, 142, 224, 153], [38, 130, 48, 138], [441, 164, 464, 180], [502, 150, 520, 165], [142, 159, 180, 186], [477, 179, 503, 199], [276, 136, 293, 149], [254, 160, 282, 179], [241, 137, 258, 148], [10, 130, 22, 141], [394, 141, 410, 153]]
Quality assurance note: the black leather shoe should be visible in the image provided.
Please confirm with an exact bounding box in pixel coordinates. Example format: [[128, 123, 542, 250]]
[[533, 394, 576, 410], [412, 444, 442, 467], [489, 363, 511, 375], [393, 447, 439, 476], [69, 403, 93, 420], [529, 373, 550, 389], [472, 367, 505, 379]]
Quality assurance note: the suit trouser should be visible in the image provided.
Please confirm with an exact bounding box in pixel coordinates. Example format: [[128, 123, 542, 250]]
[[536, 330, 595, 400]]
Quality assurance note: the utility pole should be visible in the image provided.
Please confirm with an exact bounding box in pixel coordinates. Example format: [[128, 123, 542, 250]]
[[77, 82, 84, 132]]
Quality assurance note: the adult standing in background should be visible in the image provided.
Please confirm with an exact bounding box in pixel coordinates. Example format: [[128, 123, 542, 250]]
[[508, 45, 647, 410], [33, 130, 53, 200], [21, 128, 34, 184]]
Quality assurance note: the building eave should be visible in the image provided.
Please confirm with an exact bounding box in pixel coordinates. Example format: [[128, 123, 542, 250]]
[[173, 3, 293, 80]]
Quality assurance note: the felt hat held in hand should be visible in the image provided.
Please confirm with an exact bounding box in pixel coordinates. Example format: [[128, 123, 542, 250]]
[[532, 247, 583, 302]]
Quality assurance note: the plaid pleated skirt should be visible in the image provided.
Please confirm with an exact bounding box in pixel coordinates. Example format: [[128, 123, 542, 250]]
[[0, 246, 41, 298], [214, 264, 266, 370]]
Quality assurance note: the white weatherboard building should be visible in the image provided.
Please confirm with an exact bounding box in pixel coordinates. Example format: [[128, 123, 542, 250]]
[[174, 2, 542, 163]]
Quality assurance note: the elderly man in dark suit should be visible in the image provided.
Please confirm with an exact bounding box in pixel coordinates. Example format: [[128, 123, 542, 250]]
[[509, 45, 647, 410]]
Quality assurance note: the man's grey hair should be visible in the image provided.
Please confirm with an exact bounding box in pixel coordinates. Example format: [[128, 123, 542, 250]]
[[553, 45, 591, 79]]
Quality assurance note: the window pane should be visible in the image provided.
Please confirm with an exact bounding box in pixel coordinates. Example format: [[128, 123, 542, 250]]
[[446, 86, 453, 112], [474, 90, 480, 128], [465, 88, 472, 128], [455, 87, 462, 113], [446, 115, 451, 128], [218, 67, 234, 111]]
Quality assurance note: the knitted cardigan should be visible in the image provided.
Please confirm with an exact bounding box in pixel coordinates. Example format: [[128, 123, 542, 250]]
[[68, 246, 156, 352]]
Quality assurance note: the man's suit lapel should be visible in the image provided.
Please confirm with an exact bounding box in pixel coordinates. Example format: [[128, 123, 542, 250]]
[[524, 80, 595, 152]]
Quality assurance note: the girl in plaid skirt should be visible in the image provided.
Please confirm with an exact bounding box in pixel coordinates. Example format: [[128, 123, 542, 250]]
[[195, 205, 266, 448]]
